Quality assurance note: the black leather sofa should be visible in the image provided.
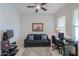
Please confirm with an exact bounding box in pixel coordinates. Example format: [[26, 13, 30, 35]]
[[24, 34, 50, 47]]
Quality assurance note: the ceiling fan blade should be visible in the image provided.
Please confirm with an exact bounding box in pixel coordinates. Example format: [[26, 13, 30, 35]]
[[27, 6, 35, 8], [41, 3, 46, 5], [41, 7, 47, 11], [35, 9, 38, 13]]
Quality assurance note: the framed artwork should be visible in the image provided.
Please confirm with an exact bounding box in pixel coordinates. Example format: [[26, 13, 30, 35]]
[[32, 23, 43, 31]]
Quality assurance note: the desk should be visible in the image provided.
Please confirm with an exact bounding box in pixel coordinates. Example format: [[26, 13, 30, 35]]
[[56, 39, 70, 56], [57, 39, 78, 56]]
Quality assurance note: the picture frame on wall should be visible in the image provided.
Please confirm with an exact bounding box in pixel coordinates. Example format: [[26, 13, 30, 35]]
[[32, 23, 43, 31]]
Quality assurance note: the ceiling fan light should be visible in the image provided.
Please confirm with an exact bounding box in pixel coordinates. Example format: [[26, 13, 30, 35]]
[[36, 5, 41, 9]]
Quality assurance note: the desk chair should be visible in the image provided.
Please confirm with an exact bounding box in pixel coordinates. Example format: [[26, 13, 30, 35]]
[[51, 35, 63, 54]]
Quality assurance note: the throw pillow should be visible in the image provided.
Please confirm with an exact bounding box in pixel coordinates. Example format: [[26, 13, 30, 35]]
[[42, 35, 47, 40], [29, 35, 34, 40]]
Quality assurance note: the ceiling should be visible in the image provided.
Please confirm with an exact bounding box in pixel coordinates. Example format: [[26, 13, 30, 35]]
[[11, 3, 66, 14]]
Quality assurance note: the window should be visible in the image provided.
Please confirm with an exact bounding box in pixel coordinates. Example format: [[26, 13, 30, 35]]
[[57, 15, 66, 34], [72, 8, 79, 41]]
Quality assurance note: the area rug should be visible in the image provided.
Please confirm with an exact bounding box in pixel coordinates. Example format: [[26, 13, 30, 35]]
[[22, 47, 52, 56]]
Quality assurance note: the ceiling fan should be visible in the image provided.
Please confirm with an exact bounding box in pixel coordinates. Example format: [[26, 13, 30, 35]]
[[27, 3, 47, 13]]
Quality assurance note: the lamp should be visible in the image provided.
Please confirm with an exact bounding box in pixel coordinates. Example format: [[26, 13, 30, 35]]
[[56, 28, 60, 33]]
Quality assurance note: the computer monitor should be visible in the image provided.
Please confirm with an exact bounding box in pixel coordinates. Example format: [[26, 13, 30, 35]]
[[6, 30, 14, 39]]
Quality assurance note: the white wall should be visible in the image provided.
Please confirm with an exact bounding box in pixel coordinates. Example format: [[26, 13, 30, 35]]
[[0, 4, 2, 42], [0, 4, 20, 43], [55, 3, 79, 39], [20, 14, 56, 40], [0, 4, 2, 54]]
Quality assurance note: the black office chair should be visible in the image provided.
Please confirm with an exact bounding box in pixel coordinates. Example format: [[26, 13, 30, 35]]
[[51, 35, 63, 54]]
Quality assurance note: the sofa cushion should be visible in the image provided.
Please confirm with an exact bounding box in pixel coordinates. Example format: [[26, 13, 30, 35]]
[[34, 40, 49, 43], [27, 40, 49, 43], [34, 34, 41, 40]]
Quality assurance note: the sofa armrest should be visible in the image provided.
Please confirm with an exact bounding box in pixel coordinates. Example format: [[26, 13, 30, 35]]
[[24, 38, 27, 47], [48, 39, 51, 42], [47, 38, 51, 47]]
